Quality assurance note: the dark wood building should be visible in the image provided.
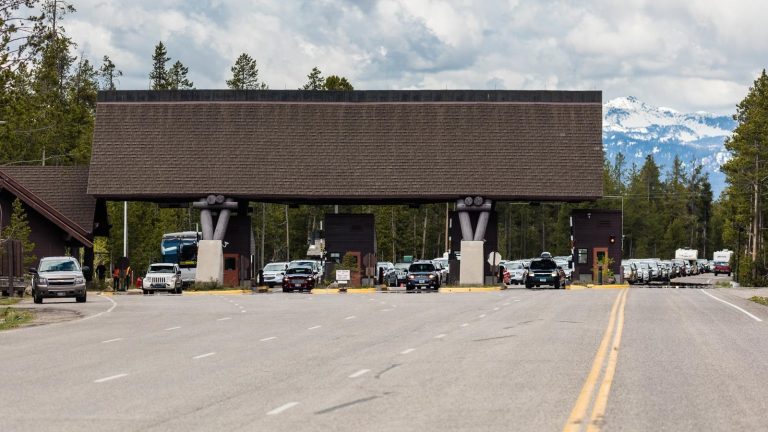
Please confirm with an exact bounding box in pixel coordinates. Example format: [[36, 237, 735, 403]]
[[0, 167, 106, 278], [571, 209, 622, 283]]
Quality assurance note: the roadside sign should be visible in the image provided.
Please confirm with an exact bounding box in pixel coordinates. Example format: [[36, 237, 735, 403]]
[[336, 269, 351, 282], [487, 252, 502, 267]]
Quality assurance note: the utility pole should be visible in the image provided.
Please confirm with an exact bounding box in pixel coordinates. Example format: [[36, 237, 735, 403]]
[[260, 203, 265, 269], [123, 201, 127, 258], [285, 205, 290, 262]]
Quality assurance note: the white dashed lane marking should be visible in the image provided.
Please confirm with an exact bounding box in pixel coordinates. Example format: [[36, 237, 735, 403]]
[[349, 369, 370, 378], [165, 326, 181, 331], [434, 334, 446, 339], [460, 323, 469, 327], [101, 338, 123, 344], [401, 348, 416, 354], [479, 314, 487, 318], [345, 316, 356, 320], [260, 337, 277, 342], [193, 352, 216, 360], [217, 317, 232, 321], [267, 402, 299, 416], [308, 325, 322, 330], [94, 373, 128, 383]]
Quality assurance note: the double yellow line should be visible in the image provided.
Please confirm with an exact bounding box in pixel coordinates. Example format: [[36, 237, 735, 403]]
[[563, 288, 629, 432]]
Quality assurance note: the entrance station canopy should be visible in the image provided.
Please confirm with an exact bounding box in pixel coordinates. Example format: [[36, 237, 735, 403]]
[[87, 90, 603, 203]]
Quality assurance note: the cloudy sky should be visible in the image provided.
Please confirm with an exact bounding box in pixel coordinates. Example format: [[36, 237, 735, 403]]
[[61, 0, 768, 114]]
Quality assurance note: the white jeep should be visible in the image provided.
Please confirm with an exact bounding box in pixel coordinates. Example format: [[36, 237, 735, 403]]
[[142, 263, 182, 294]]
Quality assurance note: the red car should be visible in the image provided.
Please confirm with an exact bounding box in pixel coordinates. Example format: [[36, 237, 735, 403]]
[[282, 266, 316, 292], [713, 262, 731, 277]]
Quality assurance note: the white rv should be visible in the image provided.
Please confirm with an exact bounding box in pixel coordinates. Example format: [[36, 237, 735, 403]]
[[713, 249, 733, 263]]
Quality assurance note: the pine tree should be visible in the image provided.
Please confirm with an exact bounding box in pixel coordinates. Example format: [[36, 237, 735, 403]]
[[168, 60, 193, 90], [226, 53, 267, 90], [149, 41, 170, 90], [98, 55, 122, 90], [2, 199, 36, 267], [721, 69, 768, 282], [302, 66, 324, 90], [324, 75, 353, 90]]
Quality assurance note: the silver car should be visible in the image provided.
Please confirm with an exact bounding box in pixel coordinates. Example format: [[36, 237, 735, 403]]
[[262, 262, 288, 287], [30, 256, 87, 303]]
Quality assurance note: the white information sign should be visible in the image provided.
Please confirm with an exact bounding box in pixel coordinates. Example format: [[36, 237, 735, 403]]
[[336, 269, 351, 282]]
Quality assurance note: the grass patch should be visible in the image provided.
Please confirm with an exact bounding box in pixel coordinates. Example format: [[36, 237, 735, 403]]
[[0, 297, 22, 306], [749, 296, 768, 306], [715, 280, 732, 288], [186, 282, 241, 291], [0, 307, 33, 330]]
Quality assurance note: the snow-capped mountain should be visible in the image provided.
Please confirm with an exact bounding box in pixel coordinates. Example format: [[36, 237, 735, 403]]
[[603, 96, 736, 195]]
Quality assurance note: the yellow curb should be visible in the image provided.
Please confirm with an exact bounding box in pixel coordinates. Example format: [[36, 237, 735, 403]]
[[439, 287, 502, 293], [346, 288, 377, 294], [99, 291, 114, 296], [311, 288, 340, 294], [566, 285, 589, 290], [184, 289, 251, 295]]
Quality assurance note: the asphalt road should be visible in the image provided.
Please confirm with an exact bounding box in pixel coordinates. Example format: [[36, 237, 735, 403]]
[[2, 286, 767, 432]]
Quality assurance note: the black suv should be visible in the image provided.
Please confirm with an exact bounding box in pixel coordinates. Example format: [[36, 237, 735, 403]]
[[525, 257, 565, 289], [406, 261, 441, 291]]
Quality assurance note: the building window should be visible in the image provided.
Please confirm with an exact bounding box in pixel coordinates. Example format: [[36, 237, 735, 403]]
[[578, 248, 588, 264], [224, 257, 237, 271]]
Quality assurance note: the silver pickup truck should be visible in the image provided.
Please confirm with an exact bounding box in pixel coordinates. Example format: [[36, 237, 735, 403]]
[[30, 256, 87, 303]]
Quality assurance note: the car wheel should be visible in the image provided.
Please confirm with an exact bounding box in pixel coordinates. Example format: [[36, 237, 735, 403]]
[[76, 293, 87, 303], [554, 281, 561, 289], [142, 289, 148, 295], [268, 283, 275, 288], [728, 272, 731, 277], [525, 283, 532, 289], [33, 291, 43, 304], [282, 288, 292, 293]]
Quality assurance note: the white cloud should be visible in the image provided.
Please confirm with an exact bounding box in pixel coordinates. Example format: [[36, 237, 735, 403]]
[[50, 0, 768, 113]]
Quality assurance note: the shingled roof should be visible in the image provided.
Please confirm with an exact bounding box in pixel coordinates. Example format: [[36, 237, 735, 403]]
[[88, 90, 603, 203], [0, 166, 94, 246]]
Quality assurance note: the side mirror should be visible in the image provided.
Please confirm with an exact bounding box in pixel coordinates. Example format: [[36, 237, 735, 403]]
[[29, 268, 38, 274], [177, 270, 182, 276]]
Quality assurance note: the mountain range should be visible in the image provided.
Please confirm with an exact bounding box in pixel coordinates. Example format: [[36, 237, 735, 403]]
[[602, 96, 736, 196]]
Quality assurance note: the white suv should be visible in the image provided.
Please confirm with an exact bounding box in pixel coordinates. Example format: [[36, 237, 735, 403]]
[[142, 263, 182, 294]]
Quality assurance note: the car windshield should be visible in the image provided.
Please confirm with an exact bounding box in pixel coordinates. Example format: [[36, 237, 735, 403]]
[[149, 265, 174, 273], [288, 267, 312, 275], [264, 263, 286, 271], [715, 261, 728, 266], [508, 262, 524, 270], [395, 263, 410, 270], [409, 263, 435, 272], [39, 259, 79, 272], [530, 260, 557, 270]]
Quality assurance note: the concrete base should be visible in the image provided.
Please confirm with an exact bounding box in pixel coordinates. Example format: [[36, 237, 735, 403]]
[[195, 240, 224, 286], [459, 241, 485, 285]]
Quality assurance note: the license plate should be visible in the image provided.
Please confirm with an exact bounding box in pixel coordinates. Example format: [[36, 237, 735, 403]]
[[57, 292, 65, 297], [539, 278, 548, 282], [294, 282, 303, 286]]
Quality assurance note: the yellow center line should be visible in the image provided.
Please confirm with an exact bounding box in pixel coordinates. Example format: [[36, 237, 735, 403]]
[[562, 289, 626, 432], [587, 288, 628, 431]]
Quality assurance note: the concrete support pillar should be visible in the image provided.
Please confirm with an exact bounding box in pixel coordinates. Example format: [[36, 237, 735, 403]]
[[460, 241, 485, 285], [212, 198, 234, 241], [456, 199, 474, 241], [200, 208, 214, 240]]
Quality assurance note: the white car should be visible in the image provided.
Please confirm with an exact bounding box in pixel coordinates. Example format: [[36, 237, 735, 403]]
[[262, 262, 288, 287], [142, 263, 182, 294], [504, 261, 527, 285]]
